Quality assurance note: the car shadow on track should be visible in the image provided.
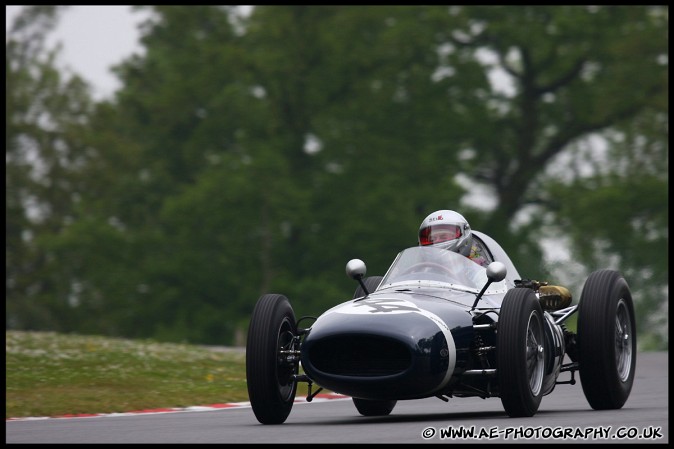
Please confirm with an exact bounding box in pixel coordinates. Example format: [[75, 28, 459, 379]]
[[287, 410, 508, 426]]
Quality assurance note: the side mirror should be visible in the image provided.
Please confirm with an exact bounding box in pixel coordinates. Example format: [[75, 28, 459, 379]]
[[346, 259, 370, 296], [486, 262, 507, 283], [346, 259, 366, 280], [471, 261, 507, 310]]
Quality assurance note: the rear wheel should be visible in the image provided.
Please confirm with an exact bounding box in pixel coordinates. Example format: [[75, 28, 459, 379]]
[[246, 294, 299, 424], [578, 270, 636, 410], [497, 288, 545, 417], [352, 398, 397, 416]]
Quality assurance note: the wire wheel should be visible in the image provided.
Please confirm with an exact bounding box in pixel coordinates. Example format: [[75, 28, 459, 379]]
[[525, 311, 545, 397], [615, 299, 633, 382], [497, 288, 546, 417], [578, 270, 636, 410]]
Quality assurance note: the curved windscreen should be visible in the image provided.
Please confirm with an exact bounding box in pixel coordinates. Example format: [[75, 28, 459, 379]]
[[378, 246, 507, 294]]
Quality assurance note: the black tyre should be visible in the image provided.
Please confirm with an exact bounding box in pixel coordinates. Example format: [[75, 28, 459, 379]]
[[577, 270, 636, 410], [246, 294, 299, 424], [497, 288, 546, 417], [352, 276, 383, 299], [352, 398, 397, 416]]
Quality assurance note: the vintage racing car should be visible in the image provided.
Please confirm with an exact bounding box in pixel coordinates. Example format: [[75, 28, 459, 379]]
[[245, 231, 636, 424]]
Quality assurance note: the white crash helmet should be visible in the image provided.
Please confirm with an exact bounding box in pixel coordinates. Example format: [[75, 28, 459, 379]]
[[418, 210, 472, 257]]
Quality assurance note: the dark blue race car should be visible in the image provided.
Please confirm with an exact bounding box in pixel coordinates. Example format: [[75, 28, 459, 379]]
[[245, 231, 636, 424]]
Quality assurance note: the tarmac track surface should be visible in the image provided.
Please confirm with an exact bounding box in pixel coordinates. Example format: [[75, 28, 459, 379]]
[[6, 352, 668, 444]]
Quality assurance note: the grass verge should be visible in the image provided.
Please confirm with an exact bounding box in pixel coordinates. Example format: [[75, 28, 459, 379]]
[[6, 330, 247, 419]]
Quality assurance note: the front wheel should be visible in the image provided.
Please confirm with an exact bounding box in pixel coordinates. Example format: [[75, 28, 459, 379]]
[[246, 294, 299, 424], [577, 270, 636, 410], [352, 398, 397, 416], [497, 288, 546, 417]]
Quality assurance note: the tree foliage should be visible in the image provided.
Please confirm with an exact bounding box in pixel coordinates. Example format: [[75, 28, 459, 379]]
[[6, 5, 96, 331], [6, 6, 668, 348]]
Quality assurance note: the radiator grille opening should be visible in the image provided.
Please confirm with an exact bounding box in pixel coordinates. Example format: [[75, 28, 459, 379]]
[[308, 335, 411, 376]]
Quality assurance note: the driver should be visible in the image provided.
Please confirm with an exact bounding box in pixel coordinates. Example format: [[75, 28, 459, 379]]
[[418, 210, 488, 266], [418, 209, 573, 310]]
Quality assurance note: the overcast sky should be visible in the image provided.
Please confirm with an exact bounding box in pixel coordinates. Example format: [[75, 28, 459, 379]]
[[6, 5, 148, 100]]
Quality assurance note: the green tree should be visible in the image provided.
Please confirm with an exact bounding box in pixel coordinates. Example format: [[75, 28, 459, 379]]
[[443, 6, 667, 272], [440, 6, 668, 349], [6, 6, 96, 331], [7, 6, 667, 349], [544, 107, 668, 348]]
